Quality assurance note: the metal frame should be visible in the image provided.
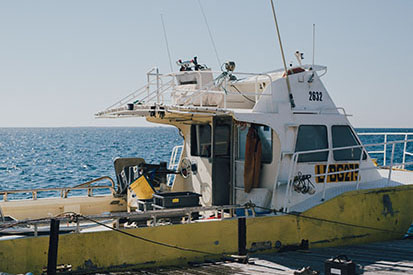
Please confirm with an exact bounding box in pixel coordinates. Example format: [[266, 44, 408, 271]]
[[0, 204, 252, 233], [357, 132, 413, 168], [0, 176, 116, 202], [283, 138, 413, 211], [99, 69, 275, 114], [167, 145, 183, 186]]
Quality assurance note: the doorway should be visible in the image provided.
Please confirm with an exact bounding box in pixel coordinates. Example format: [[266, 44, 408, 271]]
[[211, 116, 232, 205]]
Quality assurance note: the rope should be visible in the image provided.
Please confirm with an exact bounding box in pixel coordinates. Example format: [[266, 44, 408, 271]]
[[2, 204, 410, 252], [0, 211, 217, 256], [230, 85, 256, 104], [245, 203, 409, 235], [77, 214, 216, 256], [0, 217, 49, 232]]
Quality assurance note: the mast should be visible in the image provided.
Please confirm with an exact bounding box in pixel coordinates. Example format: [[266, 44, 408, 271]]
[[270, 0, 295, 108]]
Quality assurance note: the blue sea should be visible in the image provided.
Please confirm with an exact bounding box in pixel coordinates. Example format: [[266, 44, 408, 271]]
[[0, 127, 413, 200], [0, 127, 181, 199]]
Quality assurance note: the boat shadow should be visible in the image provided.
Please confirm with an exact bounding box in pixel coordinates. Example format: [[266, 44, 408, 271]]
[[247, 238, 413, 274]]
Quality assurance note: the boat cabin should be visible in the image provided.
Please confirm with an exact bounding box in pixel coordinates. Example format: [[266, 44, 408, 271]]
[[96, 56, 387, 214]]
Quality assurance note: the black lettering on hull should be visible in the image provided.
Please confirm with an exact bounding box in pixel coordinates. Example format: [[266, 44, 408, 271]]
[[315, 163, 360, 183]]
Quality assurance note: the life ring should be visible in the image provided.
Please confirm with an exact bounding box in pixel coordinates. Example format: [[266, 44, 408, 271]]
[[282, 67, 305, 77]]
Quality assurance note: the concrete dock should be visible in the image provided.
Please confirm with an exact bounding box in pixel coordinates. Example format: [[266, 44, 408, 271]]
[[103, 238, 413, 274]]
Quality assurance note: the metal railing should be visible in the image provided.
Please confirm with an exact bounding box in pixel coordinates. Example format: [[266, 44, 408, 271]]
[[283, 138, 413, 211], [357, 132, 413, 168], [0, 204, 250, 235], [0, 176, 116, 202], [167, 145, 183, 187], [101, 69, 275, 113]]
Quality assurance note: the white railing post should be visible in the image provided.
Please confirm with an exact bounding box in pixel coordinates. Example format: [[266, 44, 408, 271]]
[[224, 75, 227, 109], [156, 67, 160, 104], [283, 153, 298, 212], [254, 76, 259, 102], [146, 70, 151, 98], [356, 146, 364, 190], [322, 154, 330, 201], [387, 143, 396, 186], [403, 134, 408, 169], [384, 134, 388, 166]]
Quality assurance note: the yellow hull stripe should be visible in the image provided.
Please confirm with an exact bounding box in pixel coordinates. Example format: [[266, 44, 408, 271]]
[[1, 185, 413, 274]]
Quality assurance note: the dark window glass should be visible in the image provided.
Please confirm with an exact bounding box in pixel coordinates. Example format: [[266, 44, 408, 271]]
[[238, 124, 272, 164], [191, 124, 211, 157], [214, 125, 231, 157], [258, 126, 272, 163], [295, 125, 328, 162], [332, 125, 366, 161]]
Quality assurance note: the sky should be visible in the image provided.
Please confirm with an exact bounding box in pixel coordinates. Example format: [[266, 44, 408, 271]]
[[0, 0, 412, 128]]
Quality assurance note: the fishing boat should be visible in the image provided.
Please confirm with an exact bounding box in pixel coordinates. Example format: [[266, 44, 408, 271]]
[[1, 52, 413, 273], [2, 0, 413, 270]]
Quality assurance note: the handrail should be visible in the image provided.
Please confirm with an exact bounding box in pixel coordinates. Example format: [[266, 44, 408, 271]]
[[100, 69, 277, 115], [0, 177, 116, 202], [73, 176, 115, 189], [283, 137, 413, 211], [0, 204, 250, 229], [104, 80, 154, 111], [358, 132, 413, 167], [167, 145, 184, 187]]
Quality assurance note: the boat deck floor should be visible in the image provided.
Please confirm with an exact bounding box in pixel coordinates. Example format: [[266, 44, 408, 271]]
[[101, 238, 413, 274]]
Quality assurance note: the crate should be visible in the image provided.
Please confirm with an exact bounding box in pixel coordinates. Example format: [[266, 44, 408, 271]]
[[137, 199, 153, 212], [325, 255, 356, 275], [153, 192, 201, 209]]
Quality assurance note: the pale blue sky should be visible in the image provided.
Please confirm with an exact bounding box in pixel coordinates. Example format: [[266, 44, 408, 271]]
[[0, 0, 412, 127]]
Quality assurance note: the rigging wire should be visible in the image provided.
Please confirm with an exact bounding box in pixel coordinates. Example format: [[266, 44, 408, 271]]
[[197, 0, 221, 68], [160, 14, 174, 72], [312, 24, 316, 69]]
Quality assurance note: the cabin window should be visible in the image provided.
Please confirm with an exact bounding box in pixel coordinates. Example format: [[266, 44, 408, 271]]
[[332, 125, 366, 161], [191, 124, 211, 157], [295, 125, 328, 162], [238, 124, 272, 163]]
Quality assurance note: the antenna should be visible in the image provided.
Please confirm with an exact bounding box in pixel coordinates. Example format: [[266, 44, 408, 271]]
[[270, 0, 295, 108], [160, 14, 173, 72], [197, 0, 221, 68], [312, 24, 315, 68]]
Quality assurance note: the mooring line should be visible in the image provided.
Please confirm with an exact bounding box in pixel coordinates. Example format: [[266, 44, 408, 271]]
[[249, 204, 409, 235], [78, 214, 217, 256]]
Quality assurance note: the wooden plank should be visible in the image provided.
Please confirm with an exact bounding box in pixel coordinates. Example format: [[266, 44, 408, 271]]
[[105, 239, 413, 274]]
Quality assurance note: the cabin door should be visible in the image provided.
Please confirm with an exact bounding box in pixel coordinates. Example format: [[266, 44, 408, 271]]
[[211, 116, 232, 205]]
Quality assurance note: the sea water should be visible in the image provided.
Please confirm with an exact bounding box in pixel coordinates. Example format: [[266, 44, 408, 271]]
[[0, 127, 413, 199], [0, 127, 180, 198]]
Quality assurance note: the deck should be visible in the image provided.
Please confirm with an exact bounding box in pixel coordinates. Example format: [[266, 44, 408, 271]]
[[106, 238, 413, 274]]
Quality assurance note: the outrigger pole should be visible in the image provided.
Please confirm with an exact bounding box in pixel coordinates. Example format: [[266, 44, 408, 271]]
[[160, 14, 173, 72], [198, 0, 221, 68], [269, 0, 295, 108]]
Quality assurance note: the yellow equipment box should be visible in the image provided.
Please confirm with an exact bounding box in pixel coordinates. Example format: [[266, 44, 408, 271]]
[[129, 175, 155, 200]]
